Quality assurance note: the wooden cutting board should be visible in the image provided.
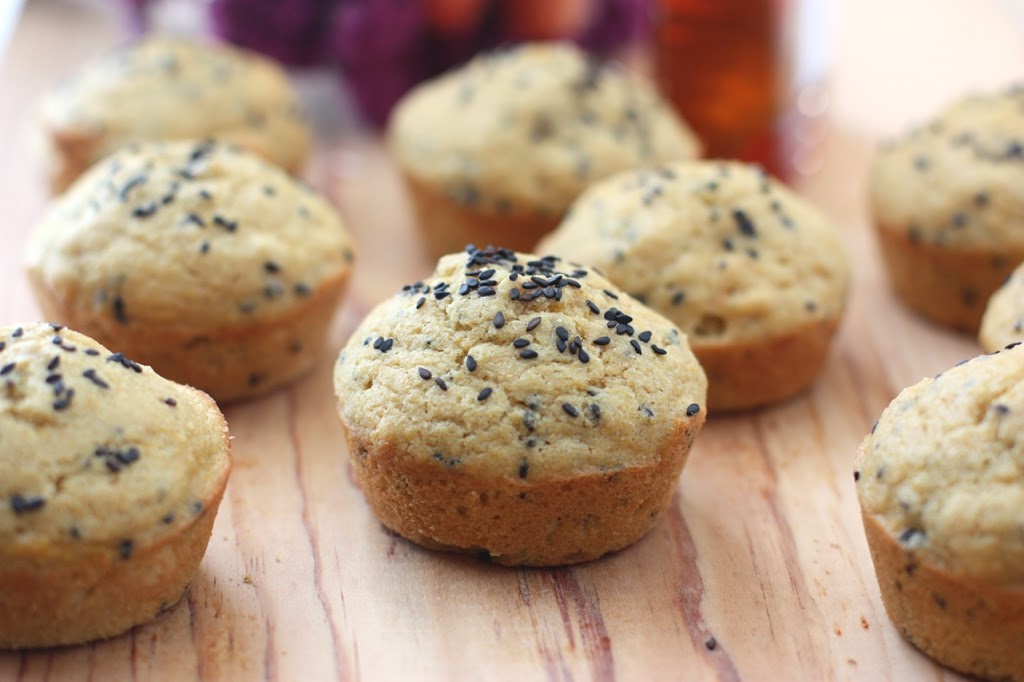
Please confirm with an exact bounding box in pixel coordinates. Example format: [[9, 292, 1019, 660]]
[[1, 1, 1021, 679]]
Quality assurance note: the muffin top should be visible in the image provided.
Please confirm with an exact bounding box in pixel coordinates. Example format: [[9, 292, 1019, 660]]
[[538, 161, 850, 346], [38, 36, 310, 178], [869, 84, 1024, 250], [26, 140, 354, 332], [0, 323, 230, 565], [334, 246, 707, 481], [856, 343, 1024, 585], [388, 42, 700, 216], [980, 260, 1024, 352]]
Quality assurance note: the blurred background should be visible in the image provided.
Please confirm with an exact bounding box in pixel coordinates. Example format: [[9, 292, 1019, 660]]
[[3, 0, 1023, 181]]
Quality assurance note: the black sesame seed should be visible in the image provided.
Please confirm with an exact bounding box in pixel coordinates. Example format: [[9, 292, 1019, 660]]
[[513, 338, 531, 348], [603, 289, 619, 300], [526, 317, 541, 332], [899, 527, 924, 544], [213, 214, 237, 232], [52, 389, 75, 411], [416, 297, 426, 309], [82, 369, 109, 389], [733, 209, 757, 237], [477, 387, 493, 401], [10, 493, 46, 514], [586, 300, 600, 315], [45, 373, 62, 384], [435, 291, 450, 301], [47, 355, 60, 371], [373, 337, 383, 349], [164, 398, 177, 407], [630, 339, 642, 354], [519, 349, 538, 359], [120, 539, 134, 559], [479, 269, 495, 280], [117, 447, 140, 465], [686, 403, 701, 417], [556, 338, 567, 353], [578, 349, 590, 363], [652, 345, 667, 355], [119, 174, 147, 201], [562, 403, 579, 418], [518, 461, 529, 479], [107, 352, 143, 373], [434, 377, 448, 391], [638, 330, 652, 343], [593, 337, 610, 346], [264, 261, 281, 273], [418, 367, 432, 380], [466, 356, 477, 372], [510, 289, 521, 300], [478, 286, 496, 297], [162, 512, 175, 524], [12, 327, 22, 337], [294, 283, 312, 298], [555, 326, 569, 342], [854, 471, 861, 482], [132, 202, 157, 219], [493, 311, 506, 329], [199, 241, 211, 254], [84, 348, 100, 356], [705, 637, 717, 651]]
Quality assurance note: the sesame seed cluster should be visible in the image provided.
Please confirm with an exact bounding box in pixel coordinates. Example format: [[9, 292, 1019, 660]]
[[336, 246, 707, 483]]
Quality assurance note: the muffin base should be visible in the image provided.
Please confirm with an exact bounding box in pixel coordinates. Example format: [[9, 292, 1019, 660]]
[[401, 173, 562, 260], [695, 317, 840, 412], [0, 477, 227, 649], [340, 414, 704, 566], [875, 222, 1023, 333], [862, 511, 1024, 682], [28, 272, 348, 403]]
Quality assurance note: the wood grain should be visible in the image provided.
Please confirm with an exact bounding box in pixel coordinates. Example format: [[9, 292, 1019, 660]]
[[1, 1, 1021, 680]]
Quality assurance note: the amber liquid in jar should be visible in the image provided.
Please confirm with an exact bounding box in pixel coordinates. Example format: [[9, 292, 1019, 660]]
[[654, 0, 787, 176]]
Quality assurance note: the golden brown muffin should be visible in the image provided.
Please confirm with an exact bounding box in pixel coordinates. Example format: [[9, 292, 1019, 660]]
[[539, 161, 849, 411], [979, 260, 1024, 351], [869, 85, 1024, 332], [388, 42, 701, 258], [26, 140, 355, 403], [855, 343, 1024, 681], [36, 36, 311, 193], [334, 246, 707, 566], [0, 323, 231, 648]]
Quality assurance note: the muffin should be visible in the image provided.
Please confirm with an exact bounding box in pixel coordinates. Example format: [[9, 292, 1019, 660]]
[[855, 343, 1024, 681], [869, 85, 1024, 332], [36, 36, 311, 193], [538, 161, 850, 412], [0, 323, 231, 648], [333, 245, 708, 566], [26, 140, 355, 403], [388, 42, 700, 259], [979, 260, 1024, 351]]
